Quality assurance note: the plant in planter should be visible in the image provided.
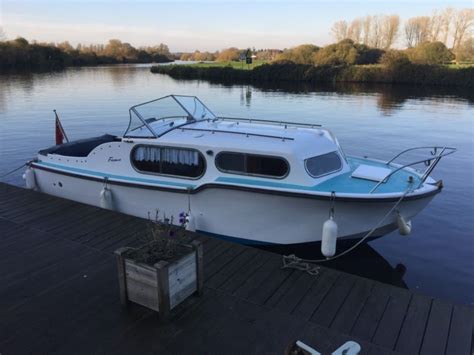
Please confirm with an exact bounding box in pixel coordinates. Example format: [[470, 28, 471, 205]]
[[115, 210, 203, 318]]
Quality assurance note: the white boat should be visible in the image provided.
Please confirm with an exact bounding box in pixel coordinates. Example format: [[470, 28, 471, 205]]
[[24, 95, 455, 247]]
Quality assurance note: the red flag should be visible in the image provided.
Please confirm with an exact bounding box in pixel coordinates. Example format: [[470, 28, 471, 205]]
[[54, 110, 68, 145]]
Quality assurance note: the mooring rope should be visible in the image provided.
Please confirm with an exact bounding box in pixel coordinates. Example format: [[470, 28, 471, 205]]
[[282, 188, 413, 273], [0, 162, 28, 180]]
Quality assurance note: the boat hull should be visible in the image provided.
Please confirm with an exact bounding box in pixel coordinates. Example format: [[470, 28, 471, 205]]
[[31, 167, 436, 245]]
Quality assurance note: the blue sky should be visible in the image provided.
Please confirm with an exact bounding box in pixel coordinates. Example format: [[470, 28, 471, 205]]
[[1, 0, 471, 51]]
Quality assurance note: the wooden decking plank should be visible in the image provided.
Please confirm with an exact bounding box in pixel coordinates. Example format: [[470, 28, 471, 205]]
[[265, 266, 309, 308], [350, 281, 392, 341], [245, 259, 295, 306], [0, 262, 117, 352], [3, 198, 75, 224], [26, 204, 100, 232], [419, 299, 453, 355], [202, 236, 227, 255], [0, 191, 72, 217], [0, 227, 61, 259], [203, 239, 235, 266], [310, 272, 357, 327], [273, 271, 320, 314], [84, 226, 139, 250], [394, 293, 432, 354], [372, 286, 412, 349], [233, 254, 284, 301], [0, 247, 106, 313], [53, 211, 119, 240], [0, 234, 87, 285], [48, 207, 114, 234], [204, 243, 246, 281], [445, 304, 474, 355], [219, 251, 272, 294], [97, 232, 142, 253], [0, 219, 30, 241], [206, 248, 260, 289], [86, 220, 146, 249], [74, 213, 141, 242], [330, 278, 374, 334], [67, 214, 142, 245], [292, 268, 340, 321]]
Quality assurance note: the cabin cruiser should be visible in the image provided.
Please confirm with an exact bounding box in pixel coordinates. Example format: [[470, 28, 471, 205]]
[[24, 95, 455, 247]]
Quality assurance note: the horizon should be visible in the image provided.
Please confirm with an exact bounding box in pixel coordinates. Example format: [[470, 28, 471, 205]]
[[1, 0, 472, 52]]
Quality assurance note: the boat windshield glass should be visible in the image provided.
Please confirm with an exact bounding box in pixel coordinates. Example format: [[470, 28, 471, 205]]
[[124, 95, 216, 138]]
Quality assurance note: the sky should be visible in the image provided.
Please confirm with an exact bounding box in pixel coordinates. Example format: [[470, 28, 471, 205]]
[[0, 0, 471, 52]]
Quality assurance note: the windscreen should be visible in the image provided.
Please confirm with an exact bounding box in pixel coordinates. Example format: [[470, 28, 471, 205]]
[[173, 96, 216, 120]]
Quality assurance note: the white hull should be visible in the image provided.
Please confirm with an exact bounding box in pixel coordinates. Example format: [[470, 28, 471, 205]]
[[33, 168, 435, 245]]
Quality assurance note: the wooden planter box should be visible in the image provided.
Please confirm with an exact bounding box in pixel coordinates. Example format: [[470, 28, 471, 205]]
[[115, 240, 203, 317]]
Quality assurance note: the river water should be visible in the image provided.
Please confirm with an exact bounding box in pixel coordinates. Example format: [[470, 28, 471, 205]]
[[1, 64, 472, 304]]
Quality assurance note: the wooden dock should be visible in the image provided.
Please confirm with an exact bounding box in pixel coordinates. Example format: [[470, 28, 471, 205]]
[[0, 182, 472, 354]]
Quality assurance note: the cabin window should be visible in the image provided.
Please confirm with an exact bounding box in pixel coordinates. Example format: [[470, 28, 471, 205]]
[[215, 152, 289, 178], [131, 145, 205, 178], [305, 151, 342, 178]]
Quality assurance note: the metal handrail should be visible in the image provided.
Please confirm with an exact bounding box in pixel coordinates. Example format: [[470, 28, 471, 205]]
[[216, 116, 322, 129], [179, 127, 294, 141], [369, 146, 457, 193], [386, 146, 457, 165]]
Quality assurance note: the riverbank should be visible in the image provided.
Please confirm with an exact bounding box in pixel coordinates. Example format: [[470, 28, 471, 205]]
[[151, 62, 474, 87], [0, 38, 173, 73]]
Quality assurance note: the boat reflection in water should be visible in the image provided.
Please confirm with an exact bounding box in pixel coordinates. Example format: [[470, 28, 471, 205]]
[[261, 242, 408, 289]]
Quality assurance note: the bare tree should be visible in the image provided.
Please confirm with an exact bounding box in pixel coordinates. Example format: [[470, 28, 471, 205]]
[[369, 15, 384, 48], [381, 15, 400, 49], [405, 16, 431, 47], [429, 10, 444, 41], [441, 7, 454, 45], [452, 8, 474, 49], [347, 18, 362, 43], [0, 27, 6, 41], [362, 16, 372, 45], [331, 20, 348, 41]]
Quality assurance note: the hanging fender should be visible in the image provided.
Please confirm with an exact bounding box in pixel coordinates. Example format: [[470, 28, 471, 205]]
[[23, 167, 37, 190], [396, 212, 412, 236]]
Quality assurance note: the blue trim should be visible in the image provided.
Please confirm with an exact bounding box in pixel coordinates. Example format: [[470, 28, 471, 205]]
[[216, 157, 422, 194], [196, 229, 276, 245], [34, 161, 196, 189], [215, 176, 316, 191]]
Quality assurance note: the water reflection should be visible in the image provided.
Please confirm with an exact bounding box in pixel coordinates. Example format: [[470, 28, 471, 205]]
[[240, 85, 252, 107], [260, 243, 408, 289], [201, 79, 474, 115]]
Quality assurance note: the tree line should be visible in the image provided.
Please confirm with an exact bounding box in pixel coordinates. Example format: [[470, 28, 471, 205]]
[[179, 48, 282, 62], [0, 36, 173, 71], [331, 8, 473, 52]]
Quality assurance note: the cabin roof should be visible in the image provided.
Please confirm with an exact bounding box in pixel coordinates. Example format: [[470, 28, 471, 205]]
[[140, 119, 339, 159]]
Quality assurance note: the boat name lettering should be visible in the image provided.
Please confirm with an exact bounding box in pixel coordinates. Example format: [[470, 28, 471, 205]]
[[108, 157, 121, 162]]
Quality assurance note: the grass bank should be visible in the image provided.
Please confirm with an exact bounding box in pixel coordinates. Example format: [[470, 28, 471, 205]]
[[179, 60, 267, 70], [151, 62, 473, 87]]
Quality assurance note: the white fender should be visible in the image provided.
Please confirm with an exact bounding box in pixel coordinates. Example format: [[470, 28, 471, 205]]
[[23, 167, 37, 190], [321, 216, 338, 258], [185, 213, 196, 232], [99, 187, 114, 210], [397, 213, 412, 236]]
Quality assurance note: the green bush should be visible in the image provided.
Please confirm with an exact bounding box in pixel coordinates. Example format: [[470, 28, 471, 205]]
[[313, 39, 384, 65], [275, 44, 320, 65], [406, 42, 454, 65]]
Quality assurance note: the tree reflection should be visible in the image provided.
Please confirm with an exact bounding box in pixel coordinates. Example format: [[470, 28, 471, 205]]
[[212, 80, 473, 115]]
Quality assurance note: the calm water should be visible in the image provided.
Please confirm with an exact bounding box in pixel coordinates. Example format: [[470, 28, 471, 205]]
[[1, 64, 473, 305]]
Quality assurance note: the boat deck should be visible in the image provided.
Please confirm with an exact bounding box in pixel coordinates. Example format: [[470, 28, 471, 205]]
[[0, 182, 472, 354]]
